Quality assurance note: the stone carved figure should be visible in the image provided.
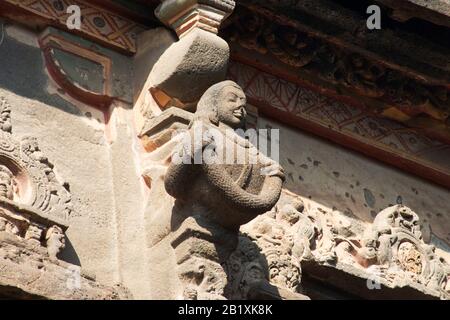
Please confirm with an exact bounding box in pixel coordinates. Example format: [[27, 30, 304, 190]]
[[0, 97, 70, 262], [250, 210, 300, 292], [241, 189, 450, 299], [330, 205, 450, 299], [45, 225, 66, 262], [362, 205, 422, 268], [164, 81, 285, 299], [229, 194, 315, 299], [25, 223, 44, 245], [20, 136, 72, 219], [165, 80, 284, 230], [0, 97, 12, 133], [0, 216, 19, 235], [0, 165, 14, 200], [225, 236, 268, 299], [0, 165, 21, 236], [423, 246, 450, 296]]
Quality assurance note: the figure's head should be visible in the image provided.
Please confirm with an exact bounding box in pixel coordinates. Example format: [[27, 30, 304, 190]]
[[0, 165, 14, 200], [194, 81, 247, 129], [46, 225, 65, 245]]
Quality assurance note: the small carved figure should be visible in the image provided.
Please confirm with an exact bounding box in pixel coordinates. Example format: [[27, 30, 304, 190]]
[[25, 224, 43, 245], [19, 135, 73, 217], [263, 25, 316, 68], [342, 54, 385, 98], [165, 80, 285, 230], [0, 165, 14, 200], [21, 136, 49, 165], [422, 244, 450, 294], [45, 225, 66, 262], [0, 216, 6, 231], [0, 216, 20, 235], [292, 220, 317, 262], [0, 97, 12, 133], [229, 11, 268, 55], [165, 81, 285, 299]]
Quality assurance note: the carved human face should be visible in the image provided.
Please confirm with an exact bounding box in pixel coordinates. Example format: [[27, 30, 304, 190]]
[[0, 169, 13, 200], [217, 86, 247, 129], [26, 225, 43, 242]]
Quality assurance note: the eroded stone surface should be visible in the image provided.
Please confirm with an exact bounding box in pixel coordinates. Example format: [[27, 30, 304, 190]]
[[0, 232, 131, 300], [0, 96, 127, 299]]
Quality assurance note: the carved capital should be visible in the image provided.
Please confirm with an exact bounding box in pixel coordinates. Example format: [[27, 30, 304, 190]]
[[144, 1, 235, 107], [156, 0, 235, 38]]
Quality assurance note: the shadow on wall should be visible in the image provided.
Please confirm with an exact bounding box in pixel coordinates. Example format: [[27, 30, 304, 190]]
[[0, 23, 85, 117], [59, 237, 81, 267]]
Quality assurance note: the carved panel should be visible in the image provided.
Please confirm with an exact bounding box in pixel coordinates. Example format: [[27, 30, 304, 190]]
[[37, 26, 140, 110], [241, 191, 450, 299], [0, 97, 72, 261], [228, 61, 450, 189], [2, 0, 147, 53]]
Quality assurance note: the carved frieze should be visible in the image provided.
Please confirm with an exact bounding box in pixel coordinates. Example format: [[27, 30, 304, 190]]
[[0, 97, 72, 260], [228, 61, 450, 190], [220, 2, 450, 152], [0, 0, 148, 53], [241, 191, 450, 299], [0, 97, 130, 299], [223, 8, 450, 129]]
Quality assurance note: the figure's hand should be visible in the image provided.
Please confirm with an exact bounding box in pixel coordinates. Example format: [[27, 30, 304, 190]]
[[202, 128, 216, 149], [260, 158, 285, 179], [189, 125, 216, 155]]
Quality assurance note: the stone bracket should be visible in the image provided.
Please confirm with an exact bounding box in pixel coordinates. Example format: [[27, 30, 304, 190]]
[[156, 0, 235, 37]]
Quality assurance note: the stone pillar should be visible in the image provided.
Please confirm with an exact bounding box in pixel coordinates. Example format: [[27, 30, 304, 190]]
[[137, 0, 238, 300]]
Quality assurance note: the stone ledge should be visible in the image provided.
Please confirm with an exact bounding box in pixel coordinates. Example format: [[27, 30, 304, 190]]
[[0, 233, 131, 300]]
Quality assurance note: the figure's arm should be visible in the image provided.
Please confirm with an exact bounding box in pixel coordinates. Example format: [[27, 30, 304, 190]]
[[164, 139, 198, 200], [164, 125, 213, 200], [203, 162, 284, 219]]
